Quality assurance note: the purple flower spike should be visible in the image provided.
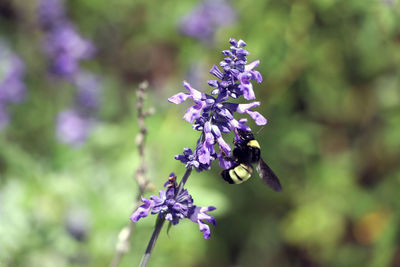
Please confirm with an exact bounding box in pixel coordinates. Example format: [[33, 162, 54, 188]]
[[170, 38, 266, 171], [131, 174, 194, 225], [189, 206, 217, 239]]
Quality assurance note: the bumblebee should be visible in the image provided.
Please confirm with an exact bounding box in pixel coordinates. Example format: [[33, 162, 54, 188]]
[[221, 129, 282, 192]]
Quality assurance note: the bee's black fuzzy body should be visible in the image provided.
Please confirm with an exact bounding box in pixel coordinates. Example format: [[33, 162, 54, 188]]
[[220, 129, 282, 192]]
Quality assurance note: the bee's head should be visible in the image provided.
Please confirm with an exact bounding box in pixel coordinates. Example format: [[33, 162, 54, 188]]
[[236, 128, 255, 142]]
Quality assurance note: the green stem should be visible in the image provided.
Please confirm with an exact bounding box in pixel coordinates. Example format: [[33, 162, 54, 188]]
[[176, 167, 193, 196], [139, 216, 165, 267]]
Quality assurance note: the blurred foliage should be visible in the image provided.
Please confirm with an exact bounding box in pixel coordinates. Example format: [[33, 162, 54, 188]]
[[1, 0, 400, 266]]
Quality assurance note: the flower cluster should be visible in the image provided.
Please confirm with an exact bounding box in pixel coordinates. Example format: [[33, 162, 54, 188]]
[[179, 0, 236, 43], [169, 38, 266, 171], [55, 72, 100, 145], [37, 0, 101, 146], [0, 41, 26, 131], [131, 173, 216, 239], [38, 0, 94, 78]]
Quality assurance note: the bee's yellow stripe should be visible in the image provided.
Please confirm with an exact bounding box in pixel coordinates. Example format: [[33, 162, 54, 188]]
[[247, 140, 260, 149], [229, 164, 253, 184]]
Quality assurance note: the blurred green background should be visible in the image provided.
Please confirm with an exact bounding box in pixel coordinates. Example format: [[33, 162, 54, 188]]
[[1, 0, 400, 266]]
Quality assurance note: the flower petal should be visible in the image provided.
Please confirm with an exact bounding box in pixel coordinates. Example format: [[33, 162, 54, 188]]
[[183, 104, 202, 123], [245, 60, 260, 71], [168, 92, 190, 104], [189, 206, 217, 239], [183, 81, 203, 101], [236, 102, 260, 113], [238, 76, 256, 100], [130, 197, 154, 222], [197, 145, 211, 164], [251, 70, 263, 83], [246, 110, 267, 125], [218, 154, 234, 169]]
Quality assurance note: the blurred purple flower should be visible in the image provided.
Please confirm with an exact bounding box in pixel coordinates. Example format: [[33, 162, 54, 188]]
[[179, 0, 236, 42], [38, 0, 95, 78], [44, 24, 95, 77], [0, 43, 26, 105], [37, 0, 66, 29], [56, 109, 93, 146], [73, 72, 101, 113], [169, 38, 266, 171], [0, 41, 27, 131], [131, 173, 216, 239]]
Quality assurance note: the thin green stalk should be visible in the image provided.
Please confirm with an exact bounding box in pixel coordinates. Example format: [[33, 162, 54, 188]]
[[139, 216, 165, 267]]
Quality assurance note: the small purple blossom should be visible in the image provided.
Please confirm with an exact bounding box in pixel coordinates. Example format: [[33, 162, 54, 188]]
[[56, 109, 93, 146], [179, 0, 236, 43], [169, 38, 266, 171], [37, 0, 66, 29], [0, 43, 26, 105], [0, 41, 27, 131], [189, 206, 216, 239], [73, 72, 101, 113], [131, 173, 217, 239], [43, 24, 95, 77], [38, 0, 95, 78]]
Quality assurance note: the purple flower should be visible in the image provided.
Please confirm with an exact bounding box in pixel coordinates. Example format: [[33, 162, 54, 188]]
[[0, 43, 26, 105], [38, 0, 95, 78], [169, 38, 266, 171], [131, 173, 193, 225], [175, 148, 200, 169], [56, 109, 93, 146], [179, 0, 236, 42], [0, 41, 27, 131], [37, 0, 66, 29], [131, 173, 217, 238], [44, 24, 95, 77], [189, 206, 216, 239], [73, 72, 101, 113]]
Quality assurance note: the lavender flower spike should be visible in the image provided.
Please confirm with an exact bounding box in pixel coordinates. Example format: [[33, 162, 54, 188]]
[[169, 38, 267, 172]]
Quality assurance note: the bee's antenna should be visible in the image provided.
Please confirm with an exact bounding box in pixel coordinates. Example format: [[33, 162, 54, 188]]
[[255, 126, 264, 136]]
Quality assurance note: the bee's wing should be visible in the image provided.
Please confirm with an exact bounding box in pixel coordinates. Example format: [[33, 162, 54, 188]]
[[256, 158, 282, 192]]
